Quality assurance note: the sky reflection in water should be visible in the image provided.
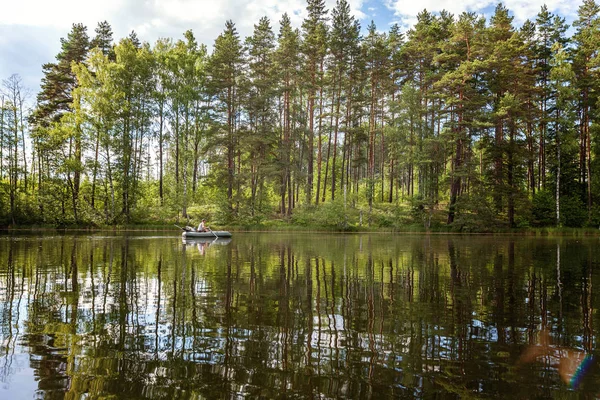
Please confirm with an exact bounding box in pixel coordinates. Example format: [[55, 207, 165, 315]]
[[0, 233, 599, 399]]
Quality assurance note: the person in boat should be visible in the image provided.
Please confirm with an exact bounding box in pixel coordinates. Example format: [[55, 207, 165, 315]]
[[197, 219, 209, 232]]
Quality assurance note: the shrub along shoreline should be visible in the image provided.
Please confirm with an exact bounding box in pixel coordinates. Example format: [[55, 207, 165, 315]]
[[1, 222, 599, 236]]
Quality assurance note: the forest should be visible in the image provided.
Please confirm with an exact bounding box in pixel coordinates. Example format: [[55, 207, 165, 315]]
[[1, 0, 599, 231]]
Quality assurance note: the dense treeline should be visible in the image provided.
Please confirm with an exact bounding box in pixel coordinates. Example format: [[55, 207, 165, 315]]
[[1, 0, 599, 230]]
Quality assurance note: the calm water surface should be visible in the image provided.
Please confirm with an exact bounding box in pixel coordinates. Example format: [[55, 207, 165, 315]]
[[1, 233, 599, 399]]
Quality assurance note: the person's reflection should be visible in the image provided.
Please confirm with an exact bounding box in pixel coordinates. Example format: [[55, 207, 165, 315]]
[[519, 329, 597, 390], [197, 242, 208, 256]]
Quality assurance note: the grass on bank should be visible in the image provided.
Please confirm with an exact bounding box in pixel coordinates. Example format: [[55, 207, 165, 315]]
[[3, 199, 600, 235]]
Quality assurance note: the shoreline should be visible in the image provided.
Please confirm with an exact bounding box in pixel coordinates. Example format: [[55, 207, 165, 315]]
[[1, 225, 599, 236]]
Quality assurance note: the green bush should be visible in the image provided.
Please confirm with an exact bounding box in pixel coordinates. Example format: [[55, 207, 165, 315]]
[[532, 190, 555, 226], [560, 195, 587, 227], [590, 204, 600, 229], [187, 204, 220, 224], [410, 196, 437, 229], [368, 206, 395, 227], [291, 200, 356, 230], [451, 193, 503, 232]]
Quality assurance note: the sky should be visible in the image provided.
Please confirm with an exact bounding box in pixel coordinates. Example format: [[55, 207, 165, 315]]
[[0, 0, 582, 99]]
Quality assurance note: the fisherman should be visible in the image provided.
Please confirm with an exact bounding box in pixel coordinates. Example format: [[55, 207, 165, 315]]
[[197, 219, 209, 232]]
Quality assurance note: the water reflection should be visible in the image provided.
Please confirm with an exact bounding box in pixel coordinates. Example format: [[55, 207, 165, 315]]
[[183, 237, 232, 256], [0, 234, 598, 398]]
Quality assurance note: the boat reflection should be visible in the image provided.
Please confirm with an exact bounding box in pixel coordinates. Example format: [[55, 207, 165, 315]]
[[183, 237, 231, 255], [182, 237, 232, 246]]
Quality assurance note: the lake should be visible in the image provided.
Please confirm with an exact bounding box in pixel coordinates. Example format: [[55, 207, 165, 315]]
[[1, 232, 599, 399]]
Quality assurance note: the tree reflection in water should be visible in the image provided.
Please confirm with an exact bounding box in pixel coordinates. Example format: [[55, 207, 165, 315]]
[[0, 233, 599, 398]]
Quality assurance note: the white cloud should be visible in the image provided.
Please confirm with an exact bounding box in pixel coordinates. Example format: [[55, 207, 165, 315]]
[[0, 0, 579, 94], [503, 0, 579, 24], [0, 0, 122, 28], [0, 0, 369, 50], [0, 0, 369, 92]]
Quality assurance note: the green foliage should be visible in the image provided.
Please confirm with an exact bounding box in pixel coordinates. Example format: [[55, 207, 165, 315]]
[[130, 181, 172, 224], [532, 190, 556, 226], [410, 196, 435, 229], [289, 200, 421, 231], [590, 204, 600, 228], [0, 180, 10, 225], [369, 202, 418, 229], [451, 192, 503, 232], [292, 200, 354, 230], [561, 195, 587, 227]]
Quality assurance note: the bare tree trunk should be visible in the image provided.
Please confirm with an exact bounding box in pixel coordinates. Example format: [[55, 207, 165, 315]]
[[91, 127, 100, 209], [526, 111, 535, 194], [18, 95, 28, 191], [494, 119, 504, 213], [331, 78, 342, 201], [322, 91, 334, 203], [316, 79, 325, 205], [586, 124, 592, 223], [0, 95, 4, 180], [158, 95, 165, 204], [307, 72, 315, 205], [182, 109, 189, 219], [556, 111, 561, 227], [508, 121, 515, 228]]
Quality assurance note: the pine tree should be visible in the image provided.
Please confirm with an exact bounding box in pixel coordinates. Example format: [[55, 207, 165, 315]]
[[534, 6, 569, 191], [487, 6, 536, 226], [325, 0, 359, 202], [244, 16, 277, 216], [572, 0, 600, 222], [435, 12, 486, 224], [301, 0, 328, 204], [549, 42, 578, 226], [30, 23, 89, 222], [32, 23, 89, 126], [519, 20, 541, 197], [402, 10, 449, 206], [482, 4, 516, 219], [364, 21, 388, 212], [275, 14, 301, 215], [206, 20, 244, 217], [90, 21, 115, 60]]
